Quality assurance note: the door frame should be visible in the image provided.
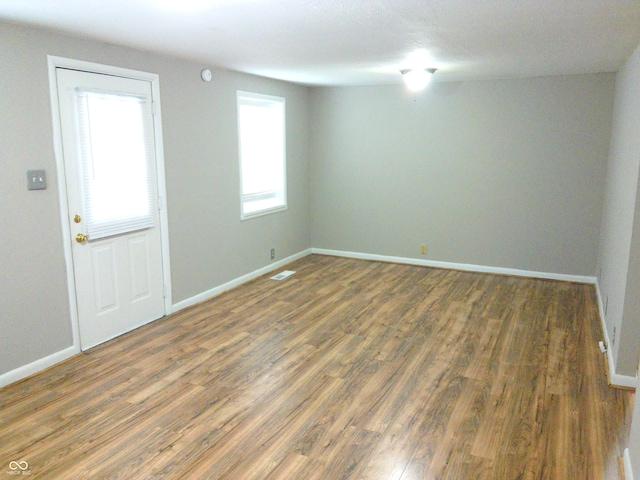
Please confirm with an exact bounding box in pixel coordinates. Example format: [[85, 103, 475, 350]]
[[47, 55, 173, 351]]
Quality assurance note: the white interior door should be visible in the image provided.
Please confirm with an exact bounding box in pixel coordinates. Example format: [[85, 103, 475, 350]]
[[56, 67, 166, 350]]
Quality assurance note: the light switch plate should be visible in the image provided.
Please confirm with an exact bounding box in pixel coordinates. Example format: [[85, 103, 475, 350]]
[[27, 170, 46, 190]]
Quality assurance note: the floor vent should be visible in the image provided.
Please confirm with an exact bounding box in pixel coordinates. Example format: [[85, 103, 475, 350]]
[[271, 270, 296, 281]]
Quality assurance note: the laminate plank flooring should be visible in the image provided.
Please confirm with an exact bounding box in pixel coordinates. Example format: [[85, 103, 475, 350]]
[[0, 255, 632, 479]]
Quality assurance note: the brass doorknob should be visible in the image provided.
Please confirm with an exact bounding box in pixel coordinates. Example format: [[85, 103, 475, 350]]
[[75, 233, 88, 243]]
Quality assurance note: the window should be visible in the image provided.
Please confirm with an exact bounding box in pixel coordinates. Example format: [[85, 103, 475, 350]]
[[76, 89, 155, 239], [237, 91, 286, 219]]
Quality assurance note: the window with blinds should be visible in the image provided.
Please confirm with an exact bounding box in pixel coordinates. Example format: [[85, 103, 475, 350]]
[[75, 89, 155, 240]]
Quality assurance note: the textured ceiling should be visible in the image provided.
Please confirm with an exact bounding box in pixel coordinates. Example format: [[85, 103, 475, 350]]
[[1, 0, 640, 86]]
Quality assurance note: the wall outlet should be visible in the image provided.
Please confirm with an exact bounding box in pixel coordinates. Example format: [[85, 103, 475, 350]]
[[419, 244, 427, 255], [598, 341, 607, 354], [270, 248, 275, 260]]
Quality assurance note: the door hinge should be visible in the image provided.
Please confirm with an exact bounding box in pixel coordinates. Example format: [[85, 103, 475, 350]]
[[158, 196, 163, 210]]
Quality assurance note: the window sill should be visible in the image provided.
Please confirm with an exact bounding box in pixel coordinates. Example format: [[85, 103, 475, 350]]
[[241, 204, 287, 221]]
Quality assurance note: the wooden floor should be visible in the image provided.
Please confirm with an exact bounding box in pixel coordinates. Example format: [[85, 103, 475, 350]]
[[0, 255, 633, 479]]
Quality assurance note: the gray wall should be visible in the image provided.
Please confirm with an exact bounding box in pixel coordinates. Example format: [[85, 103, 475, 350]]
[[160, 61, 311, 302], [0, 23, 73, 374], [0, 22, 311, 376], [587, 42, 640, 474], [310, 75, 614, 276], [597, 41, 640, 377]]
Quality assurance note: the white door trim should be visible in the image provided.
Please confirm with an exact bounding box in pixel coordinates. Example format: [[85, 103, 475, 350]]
[[47, 55, 173, 353]]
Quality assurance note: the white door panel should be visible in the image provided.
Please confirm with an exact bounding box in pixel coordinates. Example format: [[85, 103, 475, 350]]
[[91, 243, 118, 313], [128, 236, 152, 301], [56, 67, 166, 350]]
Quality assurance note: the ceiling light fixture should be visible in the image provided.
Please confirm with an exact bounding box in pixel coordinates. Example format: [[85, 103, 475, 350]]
[[401, 68, 437, 92]]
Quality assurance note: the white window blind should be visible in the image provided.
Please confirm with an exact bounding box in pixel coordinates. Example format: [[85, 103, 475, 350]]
[[76, 89, 155, 240], [237, 91, 286, 219]]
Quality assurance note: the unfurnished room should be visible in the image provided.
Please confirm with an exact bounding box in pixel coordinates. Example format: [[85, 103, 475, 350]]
[[2, 1, 640, 479]]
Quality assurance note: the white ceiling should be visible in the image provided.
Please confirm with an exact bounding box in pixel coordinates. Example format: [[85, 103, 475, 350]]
[[2, 0, 640, 86]]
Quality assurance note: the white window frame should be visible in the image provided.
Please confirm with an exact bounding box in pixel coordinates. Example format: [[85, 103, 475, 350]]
[[237, 91, 287, 220]]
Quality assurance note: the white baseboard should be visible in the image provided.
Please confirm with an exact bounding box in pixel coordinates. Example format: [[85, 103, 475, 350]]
[[1, 250, 312, 389], [3, 248, 629, 391], [606, 350, 635, 388], [594, 280, 637, 390], [316, 248, 636, 390], [172, 249, 312, 312], [625, 448, 635, 480], [311, 248, 597, 284], [0, 345, 79, 389]]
